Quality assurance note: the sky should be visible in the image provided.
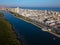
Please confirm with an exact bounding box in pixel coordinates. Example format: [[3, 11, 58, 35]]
[[0, 0, 60, 7]]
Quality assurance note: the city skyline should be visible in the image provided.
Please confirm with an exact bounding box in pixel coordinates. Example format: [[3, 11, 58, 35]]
[[0, 0, 60, 7]]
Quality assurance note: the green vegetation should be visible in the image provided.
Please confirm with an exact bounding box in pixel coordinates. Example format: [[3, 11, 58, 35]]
[[9, 11, 33, 22], [0, 13, 4, 17], [0, 13, 21, 45]]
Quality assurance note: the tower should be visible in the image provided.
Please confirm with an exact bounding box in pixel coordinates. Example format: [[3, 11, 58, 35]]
[[16, 7, 20, 13]]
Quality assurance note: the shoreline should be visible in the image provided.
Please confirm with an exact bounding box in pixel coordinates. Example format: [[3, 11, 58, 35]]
[[16, 16, 60, 38], [9, 11, 60, 38], [5, 15, 23, 45], [0, 12, 22, 45], [13, 28, 23, 45], [7, 21, 21, 45]]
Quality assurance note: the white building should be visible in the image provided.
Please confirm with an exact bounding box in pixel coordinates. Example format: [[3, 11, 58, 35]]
[[16, 7, 20, 13]]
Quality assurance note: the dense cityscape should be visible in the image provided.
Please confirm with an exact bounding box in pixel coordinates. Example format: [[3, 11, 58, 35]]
[[6, 7, 60, 37], [0, 0, 60, 45]]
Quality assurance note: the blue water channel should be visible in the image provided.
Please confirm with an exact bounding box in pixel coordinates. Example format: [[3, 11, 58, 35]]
[[0, 10, 60, 45]]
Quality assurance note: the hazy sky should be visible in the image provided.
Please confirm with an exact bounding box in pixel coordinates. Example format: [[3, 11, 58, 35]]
[[0, 0, 60, 7]]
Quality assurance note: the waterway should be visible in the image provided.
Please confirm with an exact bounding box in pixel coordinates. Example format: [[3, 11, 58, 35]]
[[0, 10, 60, 45]]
